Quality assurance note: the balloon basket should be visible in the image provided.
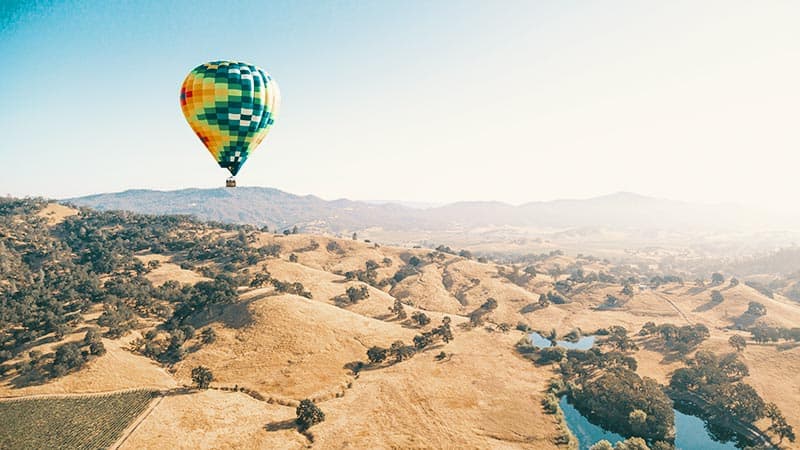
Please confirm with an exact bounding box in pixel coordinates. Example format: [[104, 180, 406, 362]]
[[225, 177, 236, 188]]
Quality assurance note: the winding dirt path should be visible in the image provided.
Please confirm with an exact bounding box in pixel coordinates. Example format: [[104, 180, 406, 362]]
[[654, 292, 692, 325]]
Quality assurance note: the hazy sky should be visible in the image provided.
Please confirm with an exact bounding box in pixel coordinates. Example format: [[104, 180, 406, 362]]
[[1, 1, 798, 208]]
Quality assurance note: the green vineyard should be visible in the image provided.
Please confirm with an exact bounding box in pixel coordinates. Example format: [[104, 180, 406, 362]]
[[0, 389, 157, 450]]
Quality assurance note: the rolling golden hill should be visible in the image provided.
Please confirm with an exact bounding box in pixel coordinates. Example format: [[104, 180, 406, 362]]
[[1, 199, 798, 449]]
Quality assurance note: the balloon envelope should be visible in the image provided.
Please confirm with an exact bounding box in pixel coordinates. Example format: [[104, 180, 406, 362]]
[[180, 61, 280, 176]]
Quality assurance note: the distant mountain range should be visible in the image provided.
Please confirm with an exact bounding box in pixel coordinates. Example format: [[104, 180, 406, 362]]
[[65, 188, 796, 236]]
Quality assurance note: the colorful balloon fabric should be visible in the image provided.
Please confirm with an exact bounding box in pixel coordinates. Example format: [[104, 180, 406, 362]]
[[180, 61, 280, 176]]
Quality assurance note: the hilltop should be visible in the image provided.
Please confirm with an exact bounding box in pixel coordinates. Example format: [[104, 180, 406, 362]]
[[0, 198, 799, 449]]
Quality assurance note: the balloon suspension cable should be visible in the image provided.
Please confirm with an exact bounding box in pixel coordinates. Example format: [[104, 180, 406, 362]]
[[226, 177, 236, 188]]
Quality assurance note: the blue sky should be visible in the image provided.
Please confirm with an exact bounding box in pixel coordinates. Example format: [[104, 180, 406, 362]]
[[1, 1, 799, 209]]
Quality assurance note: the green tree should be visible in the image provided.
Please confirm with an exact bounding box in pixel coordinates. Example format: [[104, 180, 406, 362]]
[[296, 399, 325, 431], [729, 335, 747, 352], [538, 293, 550, 308], [711, 290, 724, 303], [621, 284, 634, 296], [201, 327, 217, 344], [390, 299, 407, 319], [615, 437, 650, 450], [413, 333, 433, 350], [434, 317, 454, 343], [191, 366, 213, 389], [346, 285, 369, 303], [711, 383, 765, 423], [390, 340, 415, 362], [249, 267, 272, 288], [590, 441, 614, 450], [711, 272, 725, 285], [411, 311, 431, 326], [650, 442, 673, 450], [51, 342, 86, 377], [605, 294, 620, 307], [628, 409, 648, 436], [766, 402, 796, 444], [747, 301, 766, 316], [639, 321, 657, 336], [366, 346, 387, 364]]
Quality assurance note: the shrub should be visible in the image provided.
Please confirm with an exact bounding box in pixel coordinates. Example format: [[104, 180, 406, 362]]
[[390, 340, 416, 362], [747, 301, 766, 316], [272, 279, 312, 299], [367, 346, 387, 364], [542, 393, 559, 414], [296, 399, 325, 431], [390, 299, 407, 319], [201, 328, 217, 344], [326, 241, 344, 255], [411, 311, 431, 327], [346, 285, 370, 303], [413, 333, 433, 350]]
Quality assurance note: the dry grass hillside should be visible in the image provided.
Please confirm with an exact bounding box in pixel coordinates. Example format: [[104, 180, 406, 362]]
[[1, 200, 799, 449]]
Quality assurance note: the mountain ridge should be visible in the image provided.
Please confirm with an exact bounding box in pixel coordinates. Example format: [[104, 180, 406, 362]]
[[66, 187, 788, 235]]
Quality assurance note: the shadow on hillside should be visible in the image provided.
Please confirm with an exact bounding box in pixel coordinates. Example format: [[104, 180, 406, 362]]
[[163, 386, 194, 397], [637, 336, 689, 364], [687, 286, 707, 295], [8, 371, 50, 389], [693, 299, 722, 313], [8, 323, 94, 359], [187, 296, 264, 330], [777, 341, 800, 351], [344, 361, 383, 373], [424, 343, 445, 352], [731, 313, 758, 330], [264, 418, 298, 431], [519, 303, 545, 314], [264, 417, 317, 443]]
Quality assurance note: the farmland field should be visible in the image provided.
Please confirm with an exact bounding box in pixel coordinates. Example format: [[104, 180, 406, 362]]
[[0, 390, 157, 450]]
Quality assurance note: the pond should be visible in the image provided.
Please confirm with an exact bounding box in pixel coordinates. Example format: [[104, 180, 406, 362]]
[[529, 332, 596, 350], [532, 332, 751, 449], [559, 395, 744, 450]]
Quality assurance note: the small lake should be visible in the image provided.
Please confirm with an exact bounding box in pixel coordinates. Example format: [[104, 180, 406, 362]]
[[529, 332, 596, 350], [560, 395, 743, 450], [532, 332, 749, 449]]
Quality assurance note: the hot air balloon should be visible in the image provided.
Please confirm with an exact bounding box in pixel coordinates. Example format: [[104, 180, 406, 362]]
[[180, 61, 280, 187]]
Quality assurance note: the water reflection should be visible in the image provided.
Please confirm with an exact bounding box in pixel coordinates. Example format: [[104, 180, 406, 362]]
[[559, 395, 745, 450], [528, 332, 596, 350]]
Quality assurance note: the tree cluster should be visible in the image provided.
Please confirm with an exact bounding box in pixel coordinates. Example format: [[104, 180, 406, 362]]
[[669, 351, 783, 436], [367, 317, 453, 365], [639, 322, 709, 354], [271, 279, 312, 299], [750, 324, 800, 343], [561, 349, 673, 443]]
